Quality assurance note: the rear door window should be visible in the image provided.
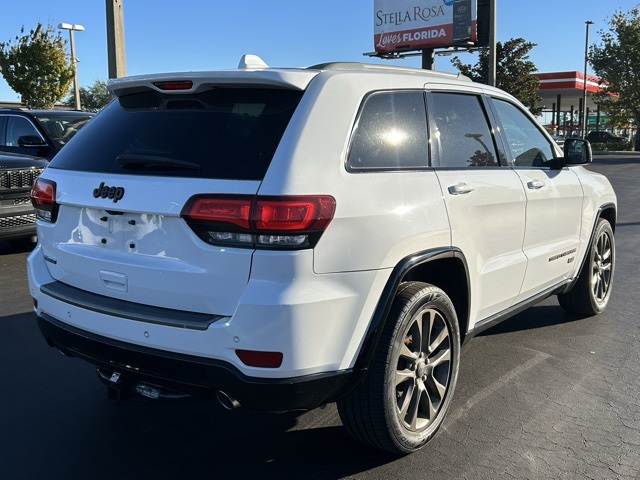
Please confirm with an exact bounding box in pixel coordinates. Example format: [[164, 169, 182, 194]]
[[347, 91, 428, 171], [48, 88, 303, 180]]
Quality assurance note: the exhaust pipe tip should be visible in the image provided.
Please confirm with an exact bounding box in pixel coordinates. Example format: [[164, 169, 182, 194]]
[[216, 390, 241, 410]]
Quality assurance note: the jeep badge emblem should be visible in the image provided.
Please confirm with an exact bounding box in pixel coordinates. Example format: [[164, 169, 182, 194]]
[[93, 182, 125, 203]]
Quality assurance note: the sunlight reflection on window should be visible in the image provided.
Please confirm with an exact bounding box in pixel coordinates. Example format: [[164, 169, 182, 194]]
[[382, 128, 407, 146]]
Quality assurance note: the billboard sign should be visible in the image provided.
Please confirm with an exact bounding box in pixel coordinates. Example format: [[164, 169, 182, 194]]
[[374, 0, 477, 53]]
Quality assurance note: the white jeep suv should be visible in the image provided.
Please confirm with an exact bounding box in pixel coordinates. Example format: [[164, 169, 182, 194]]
[[27, 56, 616, 454]]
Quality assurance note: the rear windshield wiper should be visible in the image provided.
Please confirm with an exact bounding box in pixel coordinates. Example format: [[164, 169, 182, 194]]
[[116, 154, 201, 170]]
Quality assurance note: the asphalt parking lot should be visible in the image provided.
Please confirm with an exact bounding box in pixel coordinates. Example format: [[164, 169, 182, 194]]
[[0, 152, 638, 479]]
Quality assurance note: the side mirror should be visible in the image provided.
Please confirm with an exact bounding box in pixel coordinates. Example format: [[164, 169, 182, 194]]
[[17, 135, 47, 147], [563, 138, 592, 165]]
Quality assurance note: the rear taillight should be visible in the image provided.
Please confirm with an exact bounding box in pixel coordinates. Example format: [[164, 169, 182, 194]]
[[30, 178, 59, 223], [181, 194, 336, 249]]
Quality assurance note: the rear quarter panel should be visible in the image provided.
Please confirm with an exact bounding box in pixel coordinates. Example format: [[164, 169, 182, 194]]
[[258, 72, 451, 275]]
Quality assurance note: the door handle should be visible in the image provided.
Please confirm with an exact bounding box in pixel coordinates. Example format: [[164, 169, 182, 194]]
[[527, 180, 546, 190], [448, 183, 475, 195]]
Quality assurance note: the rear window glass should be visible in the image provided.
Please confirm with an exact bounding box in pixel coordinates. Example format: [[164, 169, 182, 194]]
[[32, 113, 93, 149], [48, 88, 303, 180]]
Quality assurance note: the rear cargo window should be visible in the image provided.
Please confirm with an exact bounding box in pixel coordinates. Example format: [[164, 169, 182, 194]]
[[48, 88, 303, 180]]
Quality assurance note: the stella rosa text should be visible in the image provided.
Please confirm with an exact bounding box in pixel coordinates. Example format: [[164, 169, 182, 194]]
[[376, 5, 446, 26]]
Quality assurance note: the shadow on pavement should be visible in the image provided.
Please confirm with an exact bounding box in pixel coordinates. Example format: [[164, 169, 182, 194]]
[[0, 311, 401, 479], [0, 237, 36, 256], [479, 304, 585, 336], [591, 153, 640, 166]]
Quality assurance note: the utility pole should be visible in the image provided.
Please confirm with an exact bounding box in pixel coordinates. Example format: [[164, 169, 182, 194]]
[[422, 48, 435, 70], [582, 20, 594, 139], [106, 0, 126, 78], [488, 0, 496, 86]]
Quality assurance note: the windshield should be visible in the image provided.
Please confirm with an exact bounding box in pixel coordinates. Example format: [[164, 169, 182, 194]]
[[33, 114, 93, 149], [48, 88, 304, 180]]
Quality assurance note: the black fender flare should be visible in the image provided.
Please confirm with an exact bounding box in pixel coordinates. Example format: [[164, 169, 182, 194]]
[[353, 247, 470, 370], [562, 202, 617, 294]]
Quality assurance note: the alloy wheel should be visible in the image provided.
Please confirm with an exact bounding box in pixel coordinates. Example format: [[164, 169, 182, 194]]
[[591, 230, 613, 303], [395, 307, 452, 432]]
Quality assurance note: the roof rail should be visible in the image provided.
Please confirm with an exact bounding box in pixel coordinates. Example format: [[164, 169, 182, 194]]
[[307, 62, 471, 82]]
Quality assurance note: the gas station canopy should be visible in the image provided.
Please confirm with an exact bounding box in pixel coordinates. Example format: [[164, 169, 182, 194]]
[[535, 71, 602, 111]]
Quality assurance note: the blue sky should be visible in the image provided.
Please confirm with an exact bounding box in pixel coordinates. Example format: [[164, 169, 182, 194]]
[[1, 0, 638, 102]]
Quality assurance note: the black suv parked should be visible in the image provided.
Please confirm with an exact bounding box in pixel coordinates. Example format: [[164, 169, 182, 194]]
[[0, 109, 94, 160], [0, 152, 47, 240], [586, 131, 625, 144]]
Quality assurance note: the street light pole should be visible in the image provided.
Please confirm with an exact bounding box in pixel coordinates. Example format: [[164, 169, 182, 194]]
[[582, 20, 594, 139], [58, 23, 85, 110]]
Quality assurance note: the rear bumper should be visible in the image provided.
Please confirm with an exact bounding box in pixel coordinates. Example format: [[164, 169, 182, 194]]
[[37, 313, 362, 411]]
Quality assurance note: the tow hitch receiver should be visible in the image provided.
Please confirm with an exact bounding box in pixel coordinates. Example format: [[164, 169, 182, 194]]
[[97, 369, 193, 403]]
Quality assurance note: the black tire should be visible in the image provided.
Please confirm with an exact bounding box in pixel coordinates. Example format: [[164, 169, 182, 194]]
[[337, 282, 460, 454], [558, 218, 615, 316]]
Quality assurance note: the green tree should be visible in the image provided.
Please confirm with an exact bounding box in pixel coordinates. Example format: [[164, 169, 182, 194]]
[[65, 80, 114, 112], [0, 23, 74, 109], [590, 7, 640, 150], [451, 38, 542, 115]]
